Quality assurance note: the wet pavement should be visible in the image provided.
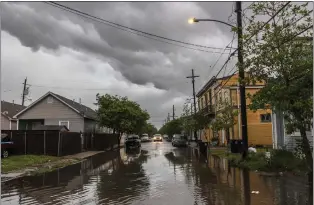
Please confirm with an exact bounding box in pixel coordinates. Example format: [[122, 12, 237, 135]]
[[1, 141, 312, 205]]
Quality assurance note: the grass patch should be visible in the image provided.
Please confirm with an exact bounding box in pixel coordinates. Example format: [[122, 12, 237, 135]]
[[209, 148, 228, 157], [2, 155, 59, 173], [225, 150, 308, 175]]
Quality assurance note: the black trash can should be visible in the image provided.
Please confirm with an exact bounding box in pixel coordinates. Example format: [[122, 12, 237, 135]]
[[230, 140, 244, 153], [230, 140, 237, 153], [198, 141, 207, 156]]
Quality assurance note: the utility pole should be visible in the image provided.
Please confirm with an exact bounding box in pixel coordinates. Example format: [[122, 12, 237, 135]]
[[167, 113, 170, 122], [236, 1, 248, 157], [21, 77, 27, 106], [172, 105, 175, 120], [186, 69, 199, 141]]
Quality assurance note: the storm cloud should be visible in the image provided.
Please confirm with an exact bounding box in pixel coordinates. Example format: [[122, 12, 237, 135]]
[[1, 2, 242, 128]]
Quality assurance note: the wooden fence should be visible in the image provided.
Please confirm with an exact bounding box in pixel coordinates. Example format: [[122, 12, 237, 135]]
[[2, 130, 122, 156], [92, 133, 120, 151], [2, 130, 81, 156]]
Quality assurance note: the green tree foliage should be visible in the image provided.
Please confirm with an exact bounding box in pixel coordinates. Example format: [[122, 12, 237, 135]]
[[158, 119, 183, 138], [180, 102, 213, 140], [140, 122, 158, 137], [210, 100, 238, 144], [96, 93, 150, 143], [243, 2, 313, 172]]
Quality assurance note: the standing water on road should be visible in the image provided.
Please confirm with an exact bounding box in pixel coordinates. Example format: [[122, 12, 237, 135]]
[[1, 142, 311, 205]]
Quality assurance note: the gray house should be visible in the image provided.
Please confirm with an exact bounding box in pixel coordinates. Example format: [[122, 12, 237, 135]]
[[1, 101, 26, 130], [13, 92, 98, 133]]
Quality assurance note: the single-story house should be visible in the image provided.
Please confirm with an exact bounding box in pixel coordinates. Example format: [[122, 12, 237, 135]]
[[272, 110, 313, 151], [1, 100, 26, 130], [13, 91, 98, 133]]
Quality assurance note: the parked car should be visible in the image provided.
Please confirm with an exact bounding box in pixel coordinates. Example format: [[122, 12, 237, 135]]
[[153, 134, 163, 142], [172, 134, 188, 147], [1, 133, 14, 158], [125, 135, 141, 150], [141, 134, 151, 142], [163, 134, 169, 141]]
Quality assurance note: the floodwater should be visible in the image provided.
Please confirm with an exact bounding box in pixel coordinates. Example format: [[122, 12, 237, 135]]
[[1, 142, 312, 205]]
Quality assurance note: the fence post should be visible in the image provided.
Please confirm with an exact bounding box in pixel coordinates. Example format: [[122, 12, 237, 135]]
[[58, 132, 61, 157], [24, 131, 27, 155], [44, 131, 46, 155]]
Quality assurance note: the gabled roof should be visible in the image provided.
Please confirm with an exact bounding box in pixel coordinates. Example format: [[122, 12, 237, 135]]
[[1, 101, 26, 119], [13, 91, 97, 120]]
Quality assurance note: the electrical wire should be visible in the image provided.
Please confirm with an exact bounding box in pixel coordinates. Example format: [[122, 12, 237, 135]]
[[207, 32, 236, 79], [45, 1, 234, 53]]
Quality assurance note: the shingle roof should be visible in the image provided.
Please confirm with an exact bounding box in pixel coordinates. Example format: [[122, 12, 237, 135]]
[[51, 92, 97, 120], [1, 101, 26, 119]]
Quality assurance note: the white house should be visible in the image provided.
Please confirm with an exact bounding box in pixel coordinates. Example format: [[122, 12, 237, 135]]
[[272, 110, 313, 151]]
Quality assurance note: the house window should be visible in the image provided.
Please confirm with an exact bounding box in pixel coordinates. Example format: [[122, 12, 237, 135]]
[[260, 114, 271, 123], [47, 96, 54, 104], [59, 121, 70, 129]]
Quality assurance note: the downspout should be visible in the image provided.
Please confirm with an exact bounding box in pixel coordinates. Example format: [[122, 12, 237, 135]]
[[17, 119, 19, 130]]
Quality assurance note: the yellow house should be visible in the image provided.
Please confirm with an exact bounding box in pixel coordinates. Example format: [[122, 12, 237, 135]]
[[196, 73, 272, 147]]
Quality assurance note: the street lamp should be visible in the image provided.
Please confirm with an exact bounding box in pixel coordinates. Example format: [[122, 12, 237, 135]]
[[188, 17, 235, 28], [187, 2, 249, 158]]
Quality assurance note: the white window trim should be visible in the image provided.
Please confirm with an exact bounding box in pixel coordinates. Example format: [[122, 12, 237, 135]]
[[59, 121, 70, 129]]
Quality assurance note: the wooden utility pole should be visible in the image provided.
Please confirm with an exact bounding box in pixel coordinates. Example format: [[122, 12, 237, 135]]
[[172, 105, 175, 120], [21, 77, 27, 106], [186, 69, 199, 141], [236, 1, 248, 157]]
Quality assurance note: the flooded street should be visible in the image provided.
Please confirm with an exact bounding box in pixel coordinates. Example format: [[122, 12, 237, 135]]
[[1, 142, 311, 205]]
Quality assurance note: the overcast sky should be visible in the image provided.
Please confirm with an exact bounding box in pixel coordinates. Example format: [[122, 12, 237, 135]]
[[1, 2, 247, 129]]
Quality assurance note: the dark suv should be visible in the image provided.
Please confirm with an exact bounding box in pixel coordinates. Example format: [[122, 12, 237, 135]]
[[125, 135, 141, 150]]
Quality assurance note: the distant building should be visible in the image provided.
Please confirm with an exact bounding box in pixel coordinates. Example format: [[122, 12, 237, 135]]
[[14, 91, 98, 133], [196, 72, 273, 146], [1, 100, 26, 130]]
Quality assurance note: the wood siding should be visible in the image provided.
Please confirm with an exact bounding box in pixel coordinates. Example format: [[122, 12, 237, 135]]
[[1, 115, 10, 130], [18, 95, 85, 132], [84, 118, 97, 133], [198, 73, 272, 146]]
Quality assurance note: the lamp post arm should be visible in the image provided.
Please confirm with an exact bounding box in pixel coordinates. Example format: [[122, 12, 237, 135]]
[[195, 19, 235, 28]]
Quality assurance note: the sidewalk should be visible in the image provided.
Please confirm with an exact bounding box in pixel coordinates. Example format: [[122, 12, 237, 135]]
[[2, 151, 106, 182], [64, 151, 104, 160]]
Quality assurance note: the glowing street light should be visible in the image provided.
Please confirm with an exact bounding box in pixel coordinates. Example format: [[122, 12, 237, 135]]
[[188, 18, 198, 24]]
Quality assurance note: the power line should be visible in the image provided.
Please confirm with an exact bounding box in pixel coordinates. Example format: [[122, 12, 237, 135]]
[[45, 2, 234, 54], [207, 32, 236, 79]]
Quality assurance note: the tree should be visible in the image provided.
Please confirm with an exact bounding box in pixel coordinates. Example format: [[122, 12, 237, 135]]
[[96, 94, 150, 143], [210, 100, 238, 145], [181, 102, 213, 140], [140, 122, 157, 137], [158, 119, 183, 138], [243, 2, 313, 173]]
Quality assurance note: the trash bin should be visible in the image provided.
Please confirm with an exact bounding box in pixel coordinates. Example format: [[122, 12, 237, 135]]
[[230, 140, 244, 153], [198, 141, 207, 156]]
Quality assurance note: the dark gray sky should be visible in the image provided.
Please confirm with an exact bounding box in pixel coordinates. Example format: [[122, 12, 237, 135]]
[[1, 2, 246, 129]]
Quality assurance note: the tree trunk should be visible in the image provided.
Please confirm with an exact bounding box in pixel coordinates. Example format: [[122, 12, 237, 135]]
[[300, 126, 313, 171], [118, 132, 122, 147], [225, 128, 230, 144], [299, 126, 313, 189]]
